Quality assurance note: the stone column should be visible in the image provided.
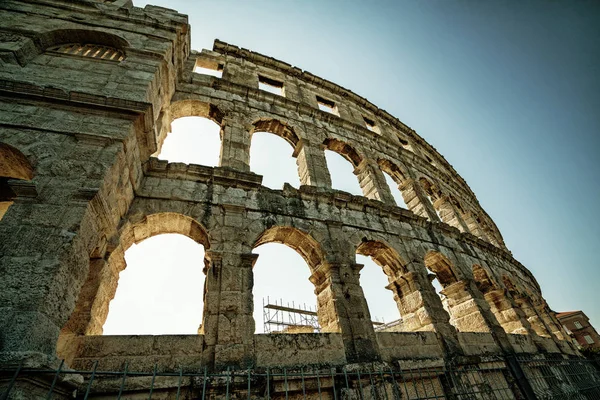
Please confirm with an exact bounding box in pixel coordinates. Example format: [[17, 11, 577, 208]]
[[0, 196, 94, 366], [441, 279, 514, 340], [512, 294, 552, 338], [534, 301, 568, 342], [293, 139, 332, 189], [387, 270, 462, 355], [219, 113, 250, 172], [461, 211, 489, 241], [433, 195, 470, 232], [399, 179, 441, 222], [353, 159, 396, 204], [310, 262, 380, 362], [202, 249, 256, 369], [483, 289, 533, 335]]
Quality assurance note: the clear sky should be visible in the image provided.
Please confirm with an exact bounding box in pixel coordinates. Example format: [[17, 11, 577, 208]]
[[104, 0, 600, 334]]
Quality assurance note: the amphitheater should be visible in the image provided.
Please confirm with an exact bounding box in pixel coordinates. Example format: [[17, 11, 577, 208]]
[[1, 0, 599, 399]]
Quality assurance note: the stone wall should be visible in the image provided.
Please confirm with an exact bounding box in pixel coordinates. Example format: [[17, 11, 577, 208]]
[[0, 1, 582, 398]]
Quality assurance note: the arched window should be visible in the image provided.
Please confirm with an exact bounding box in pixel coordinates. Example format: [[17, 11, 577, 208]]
[[253, 226, 335, 334], [472, 264, 495, 295], [418, 177, 443, 220], [47, 43, 124, 62], [323, 138, 363, 196], [424, 251, 460, 328], [35, 29, 129, 65], [157, 116, 221, 167], [59, 213, 210, 347], [378, 159, 410, 209], [0, 143, 33, 220], [249, 119, 301, 189], [356, 240, 406, 331], [103, 233, 206, 335], [156, 100, 224, 167], [253, 243, 316, 333]]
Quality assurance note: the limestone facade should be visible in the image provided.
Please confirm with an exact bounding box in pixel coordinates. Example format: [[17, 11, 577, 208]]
[[0, 0, 584, 397]]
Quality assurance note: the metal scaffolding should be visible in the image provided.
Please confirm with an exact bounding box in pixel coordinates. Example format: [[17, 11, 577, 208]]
[[262, 297, 321, 333]]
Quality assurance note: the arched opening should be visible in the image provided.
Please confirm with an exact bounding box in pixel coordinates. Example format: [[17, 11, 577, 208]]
[[58, 213, 211, 361], [323, 138, 363, 196], [252, 243, 316, 333], [157, 116, 221, 166], [250, 119, 300, 189], [38, 29, 129, 53], [103, 233, 206, 334], [472, 264, 495, 295], [155, 100, 224, 166], [419, 178, 443, 220], [356, 240, 406, 331], [0, 143, 34, 220], [253, 226, 336, 334], [378, 159, 410, 209], [503, 276, 551, 337], [474, 265, 529, 335], [423, 251, 461, 329]]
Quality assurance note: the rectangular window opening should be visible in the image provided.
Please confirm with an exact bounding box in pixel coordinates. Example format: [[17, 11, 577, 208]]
[[316, 95, 339, 116], [363, 116, 380, 134], [584, 335, 594, 344], [258, 75, 285, 96], [194, 60, 223, 78], [574, 321, 583, 329]]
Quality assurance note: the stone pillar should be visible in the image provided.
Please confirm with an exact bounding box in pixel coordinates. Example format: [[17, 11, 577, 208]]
[[387, 270, 462, 355], [433, 195, 470, 232], [534, 302, 567, 341], [441, 280, 498, 333], [0, 198, 92, 366], [483, 289, 533, 335], [461, 211, 489, 241], [399, 179, 441, 222], [293, 139, 332, 189], [310, 262, 380, 362], [219, 113, 250, 172], [353, 159, 396, 204], [512, 294, 552, 338], [202, 249, 256, 369]]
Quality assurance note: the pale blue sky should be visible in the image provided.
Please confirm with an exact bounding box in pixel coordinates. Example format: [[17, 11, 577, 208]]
[[106, 0, 599, 334]]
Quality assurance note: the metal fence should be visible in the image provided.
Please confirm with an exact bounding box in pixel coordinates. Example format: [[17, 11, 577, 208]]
[[517, 357, 600, 399], [2, 357, 600, 399]]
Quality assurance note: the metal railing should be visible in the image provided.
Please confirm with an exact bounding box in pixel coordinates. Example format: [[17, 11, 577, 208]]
[[517, 356, 600, 399], [2, 356, 600, 399]]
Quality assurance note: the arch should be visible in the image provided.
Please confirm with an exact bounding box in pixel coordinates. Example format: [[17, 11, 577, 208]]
[[0, 143, 34, 220], [37, 29, 129, 52], [58, 212, 211, 346], [156, 100, 225, 163], [472, 264, 497, 294], [377, 158, 408, 184], [0, 143, 34, 181], [322, 138, 363, 168], [423, 251, 458, 287], [377, 158, 411, 208], [502, 275, 519, 294], [356, 239, 408, 330], [168, 99, 225, 126], [356, 239, 407, 277], [251, 118, 300, 148], [249, 118, 302, 188], [254, 226, 325, 272], [102, 233, 207, 335], [419, 177, 442, 202], [120, 212, 210, 251]]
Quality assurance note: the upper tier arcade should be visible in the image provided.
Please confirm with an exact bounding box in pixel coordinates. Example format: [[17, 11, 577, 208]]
[[172, 39, 508, 252]]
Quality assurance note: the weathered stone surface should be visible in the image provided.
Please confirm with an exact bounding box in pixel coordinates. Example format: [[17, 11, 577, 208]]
[[0, 0, 580, 398]]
